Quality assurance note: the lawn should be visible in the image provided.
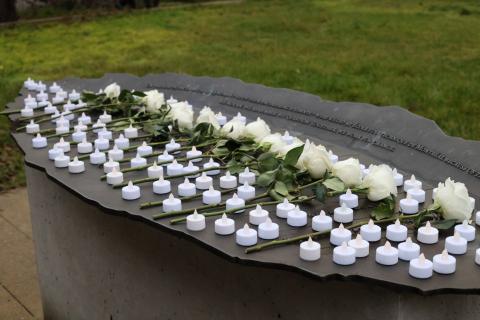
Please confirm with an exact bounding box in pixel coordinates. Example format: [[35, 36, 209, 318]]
[[1, 0, 480, 191]]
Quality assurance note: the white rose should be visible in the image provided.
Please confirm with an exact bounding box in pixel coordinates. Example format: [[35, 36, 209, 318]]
[[243, 117, 271, 142], [295, 140, 332, 178], [434, 178, 474, 221], [221, 118, 245, 140], [332, 158, 362, 187], [260, 133, 286, 153], [360, 164, 397, 201], [104, 83, 120, 99], [168, 101, 194, 129], [143, 90, 165, 114], [278, 138, 303, 157], [196, 106, 220, 129]]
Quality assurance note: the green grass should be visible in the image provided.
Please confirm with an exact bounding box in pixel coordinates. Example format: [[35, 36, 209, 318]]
[[1, 0, 480, 191]]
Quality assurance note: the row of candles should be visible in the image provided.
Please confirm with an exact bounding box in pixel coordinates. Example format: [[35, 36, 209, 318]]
[[22, 79, 480, 280]]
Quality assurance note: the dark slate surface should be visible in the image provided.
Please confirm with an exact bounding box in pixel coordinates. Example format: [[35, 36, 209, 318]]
[[7, 73, 480, 294]]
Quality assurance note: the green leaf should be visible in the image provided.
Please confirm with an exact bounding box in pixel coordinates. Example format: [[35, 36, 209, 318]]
[[323, 177, 345, 192], [268, 189, 284, 201], [431, 219, 457, 230], [132, 90, 146, 97], [257, 152, 279, 172], [257, 170, 277, 187], [283, 145, 304, 167], [226, 159, 244, 174], [371, 197, 395, 221], [212, 147, 229, 157], [274, 181, 289, 196], [314, 184, 327, 203]]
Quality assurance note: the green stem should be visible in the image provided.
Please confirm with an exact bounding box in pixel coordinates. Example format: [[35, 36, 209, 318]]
[[244, 212, 423, 254], [170, 195, 315, 224]]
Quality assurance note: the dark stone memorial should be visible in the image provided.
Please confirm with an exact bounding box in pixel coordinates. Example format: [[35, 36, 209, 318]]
[[6, 74, 480, 319]]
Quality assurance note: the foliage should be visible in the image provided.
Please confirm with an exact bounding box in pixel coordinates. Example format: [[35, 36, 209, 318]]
[[371, 196, 396, 221]]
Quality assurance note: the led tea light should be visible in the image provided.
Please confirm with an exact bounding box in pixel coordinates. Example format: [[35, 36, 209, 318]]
[[68, 89, 80, 102], [52, 93, 64, 105], [339, 189, 358, 209], [398, 237, 420, 261], [130, 153, 147, 168], [77, 138, 93, 154], [147, 161, 163, 178], [281, 131, 294, 145], [36, 90, 48, 102], [386, 219, 408, 242], [63, 100, 75, 112], [195, 172, 213, 190], [167, 160, 184, 176], [454, 220, 475, 241], [72, 127, 86, 143], [98, 128, 113, 141], [114, 134, 129, 150], [376, 241, 399, 266], [404, 175, 422, 192], [32, 133, 47, 149], [470, 197, 475, 209], [226, 193, 245, 212], [258, 218, 279, 240], [276, 198, 295, 219], [153, 175, 171, 194], [44, 103, 57, 115], [48, 147, 63, 160], [333, 242, 356, 265], [108, 145, 124, 161], [124, 124, 138, 138], [137, 141, 153, 156], [476, 248, 480, 265], [54, 137, 70, 153], [183, 161, 200, 178], [237, 181, 255, 200], [312, 210, 332, 232], [166, 96, 178, 105], [236, 224, 257, 246], [348, 234, 369, 257], [162, 194, 182, 212], [234, 112, 246, 124], [186, 146, 202, 162], [186, 210, 206, 231], [328, 150, 338, 164], [417, 221, 439, 244], [26, 120, 39, 134], [103, 157, 120, 173], [333, 203, 354, 223], [94, 137, 110, 151], [61, 110, 74, 121], [330, 224, 352, 246], [219, 171, 236, 189], [158, 150, 174, 165], [99, 110, 112, 124], [48, 82, 61, 93], [37, 99, 49, 109], [476, 211, 480, 226], [92, 119, 106, 133], [74, 120, 87, 132], [122, 181, 141, 200], [214, 214, 235, 235], [433, 250, 456, 275], [400, 194, 419, 214], [215, 112, 227, 126], [360, 219, 381, 242], [203, 158, 221, 175], [68, 156, 85, 174], [54, 152, 70, 168], [24, 93, 35, 104], [55, 115, 69, 128], [409, 254, 433, 279], [35, 81, 46, 92], [25, 78, 36, 90], [362, 165, 371, 178], [203, 186, 221, 204], [299, 237, 321, 261], [90, 148, 106, 164], [21, 107, 34, 117], [239, 167, 255, 185], [55, 124, 69, 135], [106, 167, 123, 185], [165, 138, 181, 153], [287, 206, 307, 227], [249, 205, 269, 225], [445, 231, 467, 255], [407, 188, 426, 203]]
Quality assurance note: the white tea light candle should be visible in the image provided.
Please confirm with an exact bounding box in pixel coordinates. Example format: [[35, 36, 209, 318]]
[[219, 171, 237, 189], [393, 168, 404, 187], [195, 172, 213, 190], [398, 237, 420, 261], [106, 167, 124, 185], [90, 148, 106, 164], [54, 137, 70, 153], [386, 219, 408, 242], [376, 241, 399, 266], [178, 178, 196, 197], [48, 147, 63, 160], [404, 175, 422, 192], [130, 153, 147, 168], [147, 162, 163, 179], [167, 160, 184, 176], [226, 193, 245, 212], [99, 110, 112, 124], [114, 134, 129, 150], [137, 141, 153, 156], [72, 127, 86, 143], [407, 188, 426, 203], [330, 224, 352, 246], [258, 218, 279, 240], [348, 234, 369, 257], [98, 128, 112, 141], [360, 219, 381, 242], [215, 112, 227, 126], [103, 157, 120, 173], [454, 220, 475, 242], [237, 181, 255, 200], [287, 205, 308, 227], [108, 145, 124, 161], [94, 137, 110, 151], [26, 120, 39, 134], [158, 150, 173, 165], [239, 167, 255, 185], [333, 203, 353, 223], [299, 237, 321, 261], [328, 150, 338, 164], [153, 175, 171, 194], [312, 210, 332, 232], [162, 194, 182, 212], [236, 224, 257, 246], [445, 231, 467, 255], [124, 125, 138, 138], [186, 146, 202, 162], [54, 153, 70, 168], [433, 250, 456, 275], [122, 181, 141, 200], [409, 254, 433, 279], [203, 158, 221, 175], [186, 210, 206, 231], [276, 198, 295, 219], [249, 205, 269, 225], [165, 138, 180, 153], [333, 242, 356, 265], [183, 161, 200, 178], [400, 194, 419, 214], [281, 131, 294, 145], [339, 189, 358, 209], [68, 156, 85, 174], [417, 221, 439, 244], [202, 186, 221, 205], [214, 214, 235, 235]]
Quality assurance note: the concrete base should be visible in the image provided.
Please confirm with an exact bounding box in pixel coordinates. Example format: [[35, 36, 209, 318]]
[[26, 166, 480, 320]]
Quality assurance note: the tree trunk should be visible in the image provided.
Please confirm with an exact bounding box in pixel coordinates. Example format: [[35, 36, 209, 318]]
[[0, 0, 18, 23]]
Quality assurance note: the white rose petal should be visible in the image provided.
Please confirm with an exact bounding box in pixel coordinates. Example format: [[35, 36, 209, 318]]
[[332, 158, 362, 187], [243, 117, 271, 142], [168, 101, 194, 129], [104, 83, 121, 99], [295, 140, 332, 179], [221, 118, 245, 140], [360, 164, 397, 201], [143, 90, 165, 114], [434, 178, 474, 222], [196, 106, 220, 129], [261, 133, 286, 153]]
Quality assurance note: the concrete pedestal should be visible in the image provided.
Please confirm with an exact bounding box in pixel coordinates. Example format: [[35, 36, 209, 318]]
[[26, 166, 480, 320]]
